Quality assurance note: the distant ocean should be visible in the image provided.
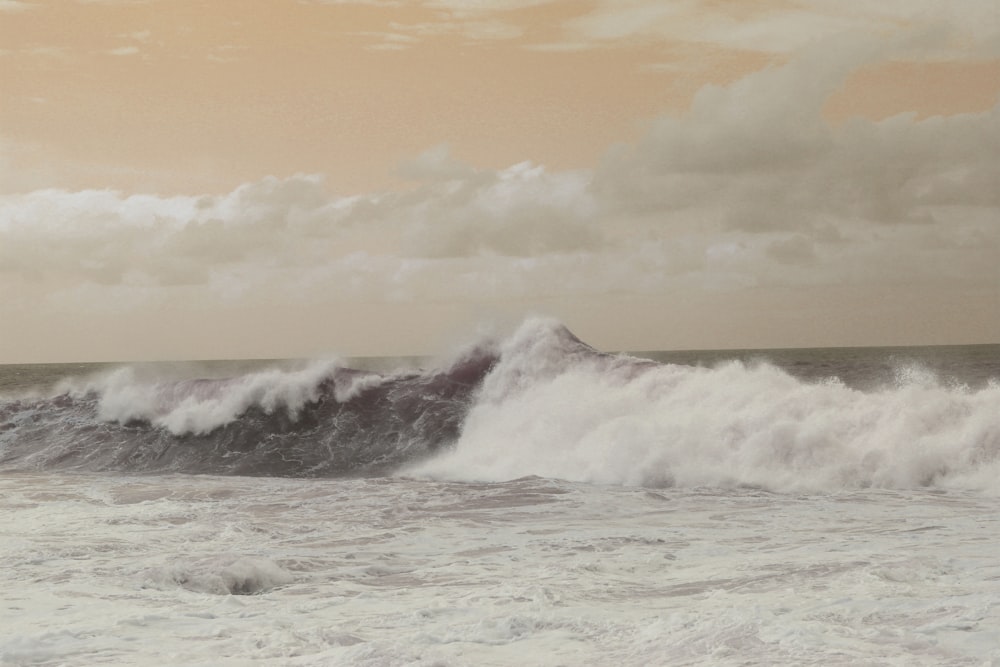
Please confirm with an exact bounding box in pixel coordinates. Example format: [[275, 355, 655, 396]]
[[1, 319, 998, 666]]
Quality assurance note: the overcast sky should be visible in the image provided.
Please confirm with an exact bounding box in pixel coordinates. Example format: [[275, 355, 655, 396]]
[[1, 0, 998, 362]]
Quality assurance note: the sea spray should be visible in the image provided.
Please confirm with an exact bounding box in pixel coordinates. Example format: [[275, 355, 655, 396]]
[[408, 320, 1000, 492]]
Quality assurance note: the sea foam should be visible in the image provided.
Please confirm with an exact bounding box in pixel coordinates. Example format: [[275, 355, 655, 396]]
[[408, 319, 1000, 493]]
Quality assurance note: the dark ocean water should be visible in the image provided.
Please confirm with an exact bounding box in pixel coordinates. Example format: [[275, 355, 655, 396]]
[[3, 342, 997, 396]]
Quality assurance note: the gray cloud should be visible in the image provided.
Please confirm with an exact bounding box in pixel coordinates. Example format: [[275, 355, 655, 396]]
[[594, 43, 999, 245]]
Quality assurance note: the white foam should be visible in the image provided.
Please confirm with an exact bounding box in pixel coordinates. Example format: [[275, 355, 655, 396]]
[[408, 319, 1000, 493], [68, 360, 358, 435], [143, 555, 293, 595], [2, 473, 999, 666]]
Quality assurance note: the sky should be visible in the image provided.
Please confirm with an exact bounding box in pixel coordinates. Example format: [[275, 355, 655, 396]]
[[1, 0, 998, 362]]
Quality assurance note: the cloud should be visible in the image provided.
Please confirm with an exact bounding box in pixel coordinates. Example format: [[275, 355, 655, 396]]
[[2, 37, 997, 358], [361, 19, 523, 49], [307, 0, 998, 56], [106, 46, 140, 56], [206, 45, 248, 62], [594, 41, 1000, 235], [396, 144, 476, 182], [558, 0, 1000, 58], [0, 0, 33, 12], [393, 161, 599, 257], [303, 0, 402, 5], [766, 235, 817, 265], [357, 31, 419, 51], [22, 46, 70, 58], [316, 0, 548, 49], [578, 43, 998, 304], [0, 157, 600, 297], [423, 0, 554, 11]]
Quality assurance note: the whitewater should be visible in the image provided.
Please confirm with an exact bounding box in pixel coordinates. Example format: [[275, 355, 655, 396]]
[[1, 319, 998, 665]]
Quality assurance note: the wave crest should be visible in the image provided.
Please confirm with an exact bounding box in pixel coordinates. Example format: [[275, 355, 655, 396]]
[[408, 321, 1000, 493]]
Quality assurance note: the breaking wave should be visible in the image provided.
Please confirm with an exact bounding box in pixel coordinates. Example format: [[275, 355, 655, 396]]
[[0, 346, 496, 477], [1, 319, 998, 492]]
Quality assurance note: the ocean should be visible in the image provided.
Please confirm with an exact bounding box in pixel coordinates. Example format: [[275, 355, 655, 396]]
[[1, 319, 998, 666]]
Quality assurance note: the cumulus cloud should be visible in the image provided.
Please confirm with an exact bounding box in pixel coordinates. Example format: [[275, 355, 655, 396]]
[[390, 158, 599, 257], [595, 42, 1000, 239], [0, 158, 601, 299]]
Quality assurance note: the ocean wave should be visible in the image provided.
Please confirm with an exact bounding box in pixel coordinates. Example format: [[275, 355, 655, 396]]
[[1, 318, 998, 492], [0, 344, 497, 477]]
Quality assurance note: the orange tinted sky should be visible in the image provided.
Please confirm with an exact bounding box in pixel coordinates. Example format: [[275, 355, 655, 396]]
[[4, 1, 997, 195], [1, 1, 998, 360], [2, 1, 708, 193]]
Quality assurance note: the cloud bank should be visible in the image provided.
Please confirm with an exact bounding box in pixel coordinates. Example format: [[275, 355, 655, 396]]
[[1, 39, 997, 359]]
